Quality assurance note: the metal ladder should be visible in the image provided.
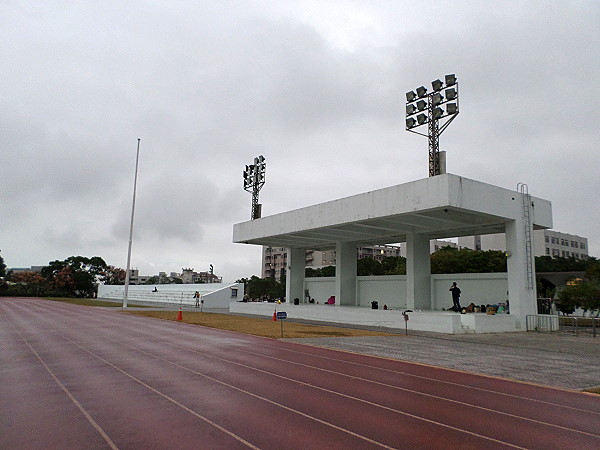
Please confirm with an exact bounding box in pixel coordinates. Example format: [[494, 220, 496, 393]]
[[517, 182, 534, 290]]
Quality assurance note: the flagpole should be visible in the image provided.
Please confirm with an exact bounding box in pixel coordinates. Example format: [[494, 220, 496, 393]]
[[123, 138, 141, 309]]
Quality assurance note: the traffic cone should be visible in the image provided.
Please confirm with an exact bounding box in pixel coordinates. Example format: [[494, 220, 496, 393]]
[[177, 308, 183, 321], [272, 310, 277, 321]]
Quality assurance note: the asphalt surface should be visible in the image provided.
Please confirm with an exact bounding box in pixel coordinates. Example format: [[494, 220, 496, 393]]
[[2, 297, 600, 450]]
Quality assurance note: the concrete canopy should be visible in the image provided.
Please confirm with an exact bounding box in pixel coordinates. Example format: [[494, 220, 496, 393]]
[[233, 173, 552, 330], [233, 174, 552, 249]]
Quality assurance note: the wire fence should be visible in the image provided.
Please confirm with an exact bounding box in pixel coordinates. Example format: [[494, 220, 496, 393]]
[[526, 314, 598, 337]]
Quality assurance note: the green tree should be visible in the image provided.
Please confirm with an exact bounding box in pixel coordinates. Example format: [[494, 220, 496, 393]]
[[431, 247, 506, 274], [357, 257, 384, 276], [0, 253, 6, 278], [101, 266, 126, 285], [42, 256, 108, 297]]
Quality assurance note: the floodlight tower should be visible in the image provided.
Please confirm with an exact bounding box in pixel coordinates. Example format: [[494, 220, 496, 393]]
[[243, 155, 266, 220], [406, 74, 459, 177]]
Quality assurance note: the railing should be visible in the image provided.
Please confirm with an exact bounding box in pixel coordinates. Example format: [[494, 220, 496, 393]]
[[527, 314, 598, 337]]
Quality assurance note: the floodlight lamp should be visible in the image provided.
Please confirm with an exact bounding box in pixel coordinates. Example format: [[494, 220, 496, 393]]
[[445, 88, 457, 100], [254, 157, 259, 164], [406, 104, 417, 115], [406, 117, 417, 129], [258, 155, 265, 163], [447, 103, 458, 114], [417, 113, 427, 125], [406, 90, 416, 102], [445, 74, 457, 86], [432, 107, 444, 119], [432, 79, 443, 91], [416, 99, 427, 111], [416, 86, 428, 97], [432, 93, 443, 106]]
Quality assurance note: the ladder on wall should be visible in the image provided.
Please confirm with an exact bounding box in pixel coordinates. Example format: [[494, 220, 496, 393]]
[[517, 182, 534, 290]]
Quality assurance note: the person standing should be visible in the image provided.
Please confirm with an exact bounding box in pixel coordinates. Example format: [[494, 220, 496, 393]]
[[194, 291, 200, 308], [449, 282, 462, 312]]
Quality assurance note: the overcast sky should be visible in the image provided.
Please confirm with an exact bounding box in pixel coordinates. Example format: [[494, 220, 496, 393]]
[[1, 1, 599, 281]]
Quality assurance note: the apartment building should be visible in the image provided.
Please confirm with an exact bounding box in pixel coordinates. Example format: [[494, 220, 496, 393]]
[[458, 230, 588, 259], [261, 241, 456, 280]]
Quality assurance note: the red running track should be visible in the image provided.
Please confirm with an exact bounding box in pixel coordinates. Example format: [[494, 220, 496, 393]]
[[1, 298, 599, 449]]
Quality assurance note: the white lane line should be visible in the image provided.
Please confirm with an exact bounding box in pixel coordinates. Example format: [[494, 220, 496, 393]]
[[247, 340, 600, 415], [219, 345, 600, 439], [108, 336, 525, 449], [53, 335, 261, 450], [24, 300, 600, 420], [61, 335, 396, 450], [13, 328, 119, 450]]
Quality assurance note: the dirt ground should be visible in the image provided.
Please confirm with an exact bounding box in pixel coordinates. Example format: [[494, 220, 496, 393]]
[[124, 310, 400, 339]]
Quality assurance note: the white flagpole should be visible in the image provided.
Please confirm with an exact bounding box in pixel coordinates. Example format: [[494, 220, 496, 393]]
[[123, 138, 141, 309]]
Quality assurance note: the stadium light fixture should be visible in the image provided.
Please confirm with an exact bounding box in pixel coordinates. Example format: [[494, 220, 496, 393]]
[[243, 155, 266, 220], [405, 74, 460, 176]]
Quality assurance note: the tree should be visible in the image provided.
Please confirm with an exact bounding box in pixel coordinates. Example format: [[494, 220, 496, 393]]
[[535, 256, 596, 273], [430, 247, 506, 274], [0, 253, 6, 278], [101, 266, 126, 285], [42, 256, 108, 297], [357, 257, 384, 276]]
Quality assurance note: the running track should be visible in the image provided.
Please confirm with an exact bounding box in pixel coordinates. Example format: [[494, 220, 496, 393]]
[[1, 298, 599, 449]]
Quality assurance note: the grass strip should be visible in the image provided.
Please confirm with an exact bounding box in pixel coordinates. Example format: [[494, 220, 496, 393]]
[[125, 310, 399, 339], [42, 297, 136, 308]]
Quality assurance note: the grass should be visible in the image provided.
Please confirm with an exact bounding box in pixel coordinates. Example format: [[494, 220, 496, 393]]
[[42, 297, 126, 307], [584, 386, 600, 395], [41, 297, 150, 308], [124, 310, 400, 339]]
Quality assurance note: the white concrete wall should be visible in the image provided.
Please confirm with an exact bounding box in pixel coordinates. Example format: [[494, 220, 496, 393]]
[[98, 283, 244, 308], [431, 274, 508, 310], [356, 275, 407, 308], [303, 273, 508, 311]]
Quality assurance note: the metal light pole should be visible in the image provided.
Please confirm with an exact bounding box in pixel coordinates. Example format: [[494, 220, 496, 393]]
[[123, 138, 141, 309], [406, 74, 459, 176], [243, 155, 266, 220]]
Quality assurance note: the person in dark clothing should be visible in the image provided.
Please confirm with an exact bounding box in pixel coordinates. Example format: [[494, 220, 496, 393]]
[[449, 282, 462, 312]]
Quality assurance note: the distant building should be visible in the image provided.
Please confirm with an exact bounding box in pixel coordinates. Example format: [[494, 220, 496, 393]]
[[262, 241, 456, 281], [125, 268, 222, 285], [8, 266, 45, 274], [181, 268, 222, 284], [458, 230, 588, 259]]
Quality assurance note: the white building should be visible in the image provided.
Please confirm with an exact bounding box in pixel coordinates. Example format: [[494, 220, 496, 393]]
[[458, 230, 588, 259]]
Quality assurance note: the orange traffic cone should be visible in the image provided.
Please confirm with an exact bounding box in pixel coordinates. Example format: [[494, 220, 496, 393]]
[[177, 308, 183, 321], [272, 310, 277, 321]]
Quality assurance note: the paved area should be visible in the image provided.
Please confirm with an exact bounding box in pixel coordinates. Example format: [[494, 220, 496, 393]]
[[3, 298, 600, 450], [286, 332, 600, 391]]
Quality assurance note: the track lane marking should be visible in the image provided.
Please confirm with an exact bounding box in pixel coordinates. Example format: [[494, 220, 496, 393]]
[[240, 338, 600, 414], [13, 327, 119, 450], [98, 335, 526, 449], [184, 342, 600, 439], [23, 299, 600, 417], [59, 335, 396, 449], [153, 337, 600, 442], [4, 305, 259, 450]]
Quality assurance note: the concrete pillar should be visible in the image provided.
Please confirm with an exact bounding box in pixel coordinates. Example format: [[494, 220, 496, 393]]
[[335, 242, 357, 306], [406, 233, 431, 310], [285, 247, 305, 304], [506, 220, 537, 329]]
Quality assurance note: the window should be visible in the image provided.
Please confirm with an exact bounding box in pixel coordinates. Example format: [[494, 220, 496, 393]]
[[545, 236, 549, 243], [581, 243, 586, 250], [546, 248, 550, 255], [571, 241, 578, 248]]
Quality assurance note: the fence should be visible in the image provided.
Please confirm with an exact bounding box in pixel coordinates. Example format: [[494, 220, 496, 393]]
[[526, 314, 598, 337]]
